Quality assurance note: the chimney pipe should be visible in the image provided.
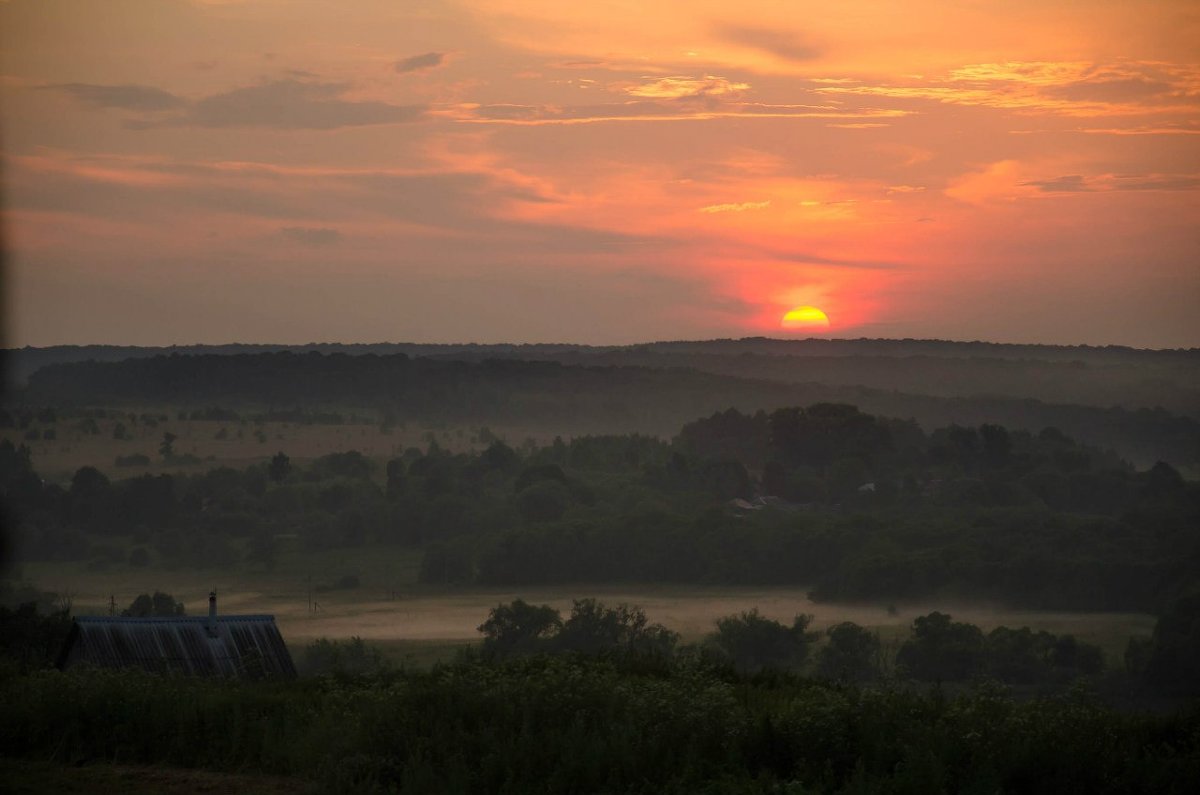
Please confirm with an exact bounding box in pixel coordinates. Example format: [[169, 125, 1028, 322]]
[[207, 591, 217, 636]]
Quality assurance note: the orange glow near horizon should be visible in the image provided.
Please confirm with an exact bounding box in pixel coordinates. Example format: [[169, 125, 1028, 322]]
[[1, 1, 1197, 347]]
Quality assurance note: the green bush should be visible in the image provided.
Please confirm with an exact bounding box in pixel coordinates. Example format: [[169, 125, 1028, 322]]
[[300, 637, 387, 676], [122, 591, 185, 617], [707, 609, 818, 674], [1144, 593, 1200, 695], [897, 612, 1105, 685], [896, 611, 985, 681], [816, 621, 883, 683], [477, 598, 562, 657], [555, 598, 678, 658], [0, 603, 72, 672], [112, 453, 150, 468]]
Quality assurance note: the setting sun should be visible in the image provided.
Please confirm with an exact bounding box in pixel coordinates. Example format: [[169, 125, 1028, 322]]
[[781, 306, 831, 330]]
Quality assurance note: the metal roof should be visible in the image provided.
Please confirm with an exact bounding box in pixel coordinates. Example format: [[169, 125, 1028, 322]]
[[57, 615, 297, 679]]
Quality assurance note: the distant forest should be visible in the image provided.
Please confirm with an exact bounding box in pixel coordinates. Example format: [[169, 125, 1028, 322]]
[[11, 349, 1199, 467], [8, 338, 1199, 415], [4, 401, 1197, 612]]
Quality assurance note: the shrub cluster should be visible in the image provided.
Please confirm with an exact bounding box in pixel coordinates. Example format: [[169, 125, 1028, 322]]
[[1, 657, 1197, 793]]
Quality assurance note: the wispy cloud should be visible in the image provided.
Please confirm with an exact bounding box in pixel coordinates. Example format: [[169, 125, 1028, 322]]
[[1046, 76, 1172, 103], [714, 23, 821, 62], [1023, 173, 1200, 192], [624, 76, 748, 99], [3, 151, 588, 243], [944, 160, 1023, 204], [395, 52, 445, 74], [448, 101, 907, 126], [818, 60, 1200, 117], [280, 226, 342, 245], [49, 76, 427, 130], [1076, 125, 1200, 136], [44, 83, 185, 111], [1021, 174, 1090, 192], [699, 200, 770, 213], [760, 247, 903, 270], [177, 79, 426, 129]]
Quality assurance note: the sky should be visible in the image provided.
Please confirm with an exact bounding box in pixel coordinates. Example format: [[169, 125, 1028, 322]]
[[1, 0, 1198, 348]]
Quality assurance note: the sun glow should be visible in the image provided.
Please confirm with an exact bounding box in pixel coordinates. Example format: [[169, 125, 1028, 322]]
[[781, 305, 831, 329]]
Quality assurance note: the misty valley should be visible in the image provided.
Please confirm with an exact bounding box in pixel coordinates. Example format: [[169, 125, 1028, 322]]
[[1, 341, 1198, 792], [5, 0, 1199, 788]]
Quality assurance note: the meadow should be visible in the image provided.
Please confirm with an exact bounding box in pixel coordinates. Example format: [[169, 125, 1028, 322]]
[[17, 547, 1155, 671], [0, 414, 538, 484]]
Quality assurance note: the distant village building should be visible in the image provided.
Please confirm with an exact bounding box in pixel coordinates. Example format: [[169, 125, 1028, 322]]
[[57, 592, 296, 678], [726, 495, 813, 516]]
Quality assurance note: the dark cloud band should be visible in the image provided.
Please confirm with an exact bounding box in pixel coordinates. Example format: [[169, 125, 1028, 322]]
[[395, 52, 445, 73], [45, 83, 185, 111]]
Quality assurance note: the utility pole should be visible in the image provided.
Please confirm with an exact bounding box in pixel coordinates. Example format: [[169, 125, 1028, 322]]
[[109, 594, 116, 616]]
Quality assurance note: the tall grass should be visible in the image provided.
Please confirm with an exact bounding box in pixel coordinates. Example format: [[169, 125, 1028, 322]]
[[1, 659, 1197, 793]]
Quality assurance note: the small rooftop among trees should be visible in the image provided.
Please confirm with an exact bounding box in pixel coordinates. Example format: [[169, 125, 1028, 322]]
[[56, 592, 295, 679]]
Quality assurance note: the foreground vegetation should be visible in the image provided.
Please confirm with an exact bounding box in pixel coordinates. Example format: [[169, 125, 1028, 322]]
[[0, 758, 314, 795], [2, 654, 1198, 794], [3, 593, 1198, 793]]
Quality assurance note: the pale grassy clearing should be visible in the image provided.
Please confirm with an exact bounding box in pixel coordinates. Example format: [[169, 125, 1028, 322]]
[[2, 415, 584, 483], [16, 545, 424, 614], [265, 585, 1152, 662], [17, 555, 1153, 668]]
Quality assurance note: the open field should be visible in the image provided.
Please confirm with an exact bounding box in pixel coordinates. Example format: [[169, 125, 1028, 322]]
[[2, 415, 614, 484], [17, 553, 1155, 668], [267, 586, 1158, 666]]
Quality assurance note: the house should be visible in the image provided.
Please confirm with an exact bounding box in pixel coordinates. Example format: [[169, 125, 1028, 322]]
[[57, 592, 296, 678], [726, 495, 815, 516]]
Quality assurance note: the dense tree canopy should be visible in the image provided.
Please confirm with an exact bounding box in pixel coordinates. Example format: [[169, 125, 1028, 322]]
[[2, 403, 1198, 614]]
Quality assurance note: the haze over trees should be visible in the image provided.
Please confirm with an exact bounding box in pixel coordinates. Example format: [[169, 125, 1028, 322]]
[[2, 340, 1199, 791], [9, 338, 1199, 417], [10, 341, 1199, 468], [3, 395, 1198, 614]]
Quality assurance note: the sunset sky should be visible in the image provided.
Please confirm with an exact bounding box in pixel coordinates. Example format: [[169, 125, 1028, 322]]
[[2, 0, 1197, 348]]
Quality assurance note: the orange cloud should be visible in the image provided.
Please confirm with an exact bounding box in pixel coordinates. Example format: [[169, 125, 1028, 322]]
[[818, 60, 1200, 118], [624, 75, 749, 99], [448, 102, 908, 125], [944, 161, 1030, 204], [699, 200, 771, 213]]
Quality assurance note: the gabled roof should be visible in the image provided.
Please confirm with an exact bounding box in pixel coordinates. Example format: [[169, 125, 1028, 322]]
[[57, 615, 296, 678]]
